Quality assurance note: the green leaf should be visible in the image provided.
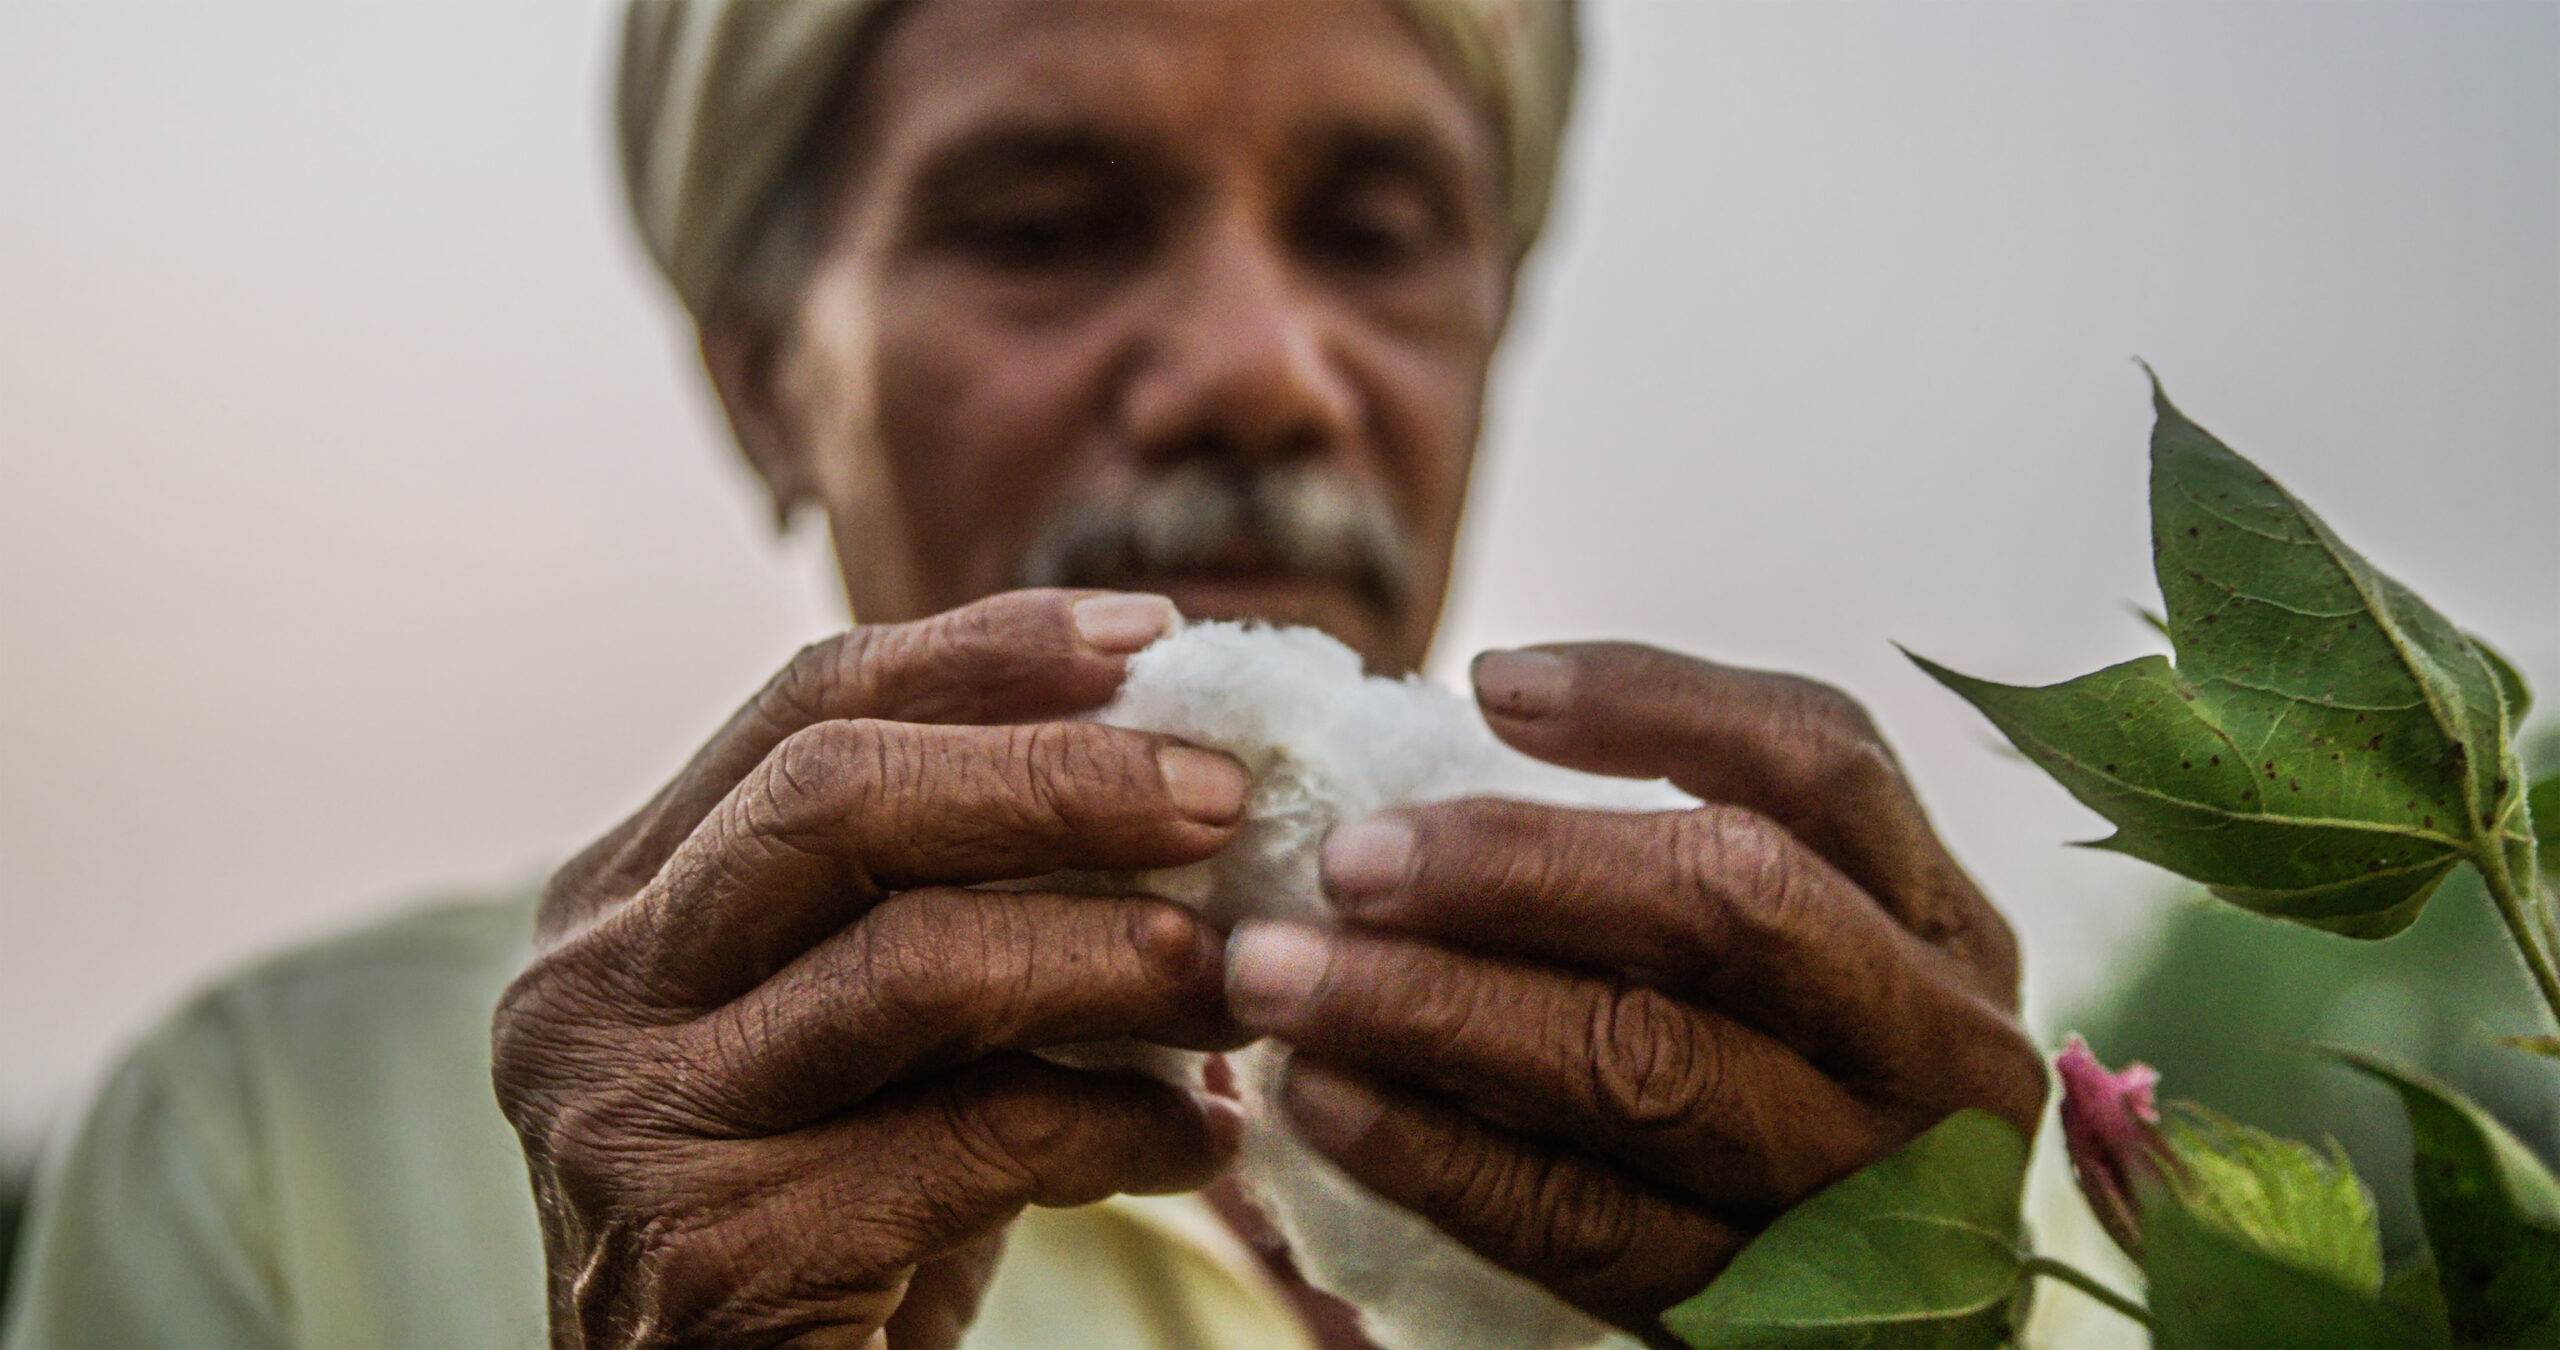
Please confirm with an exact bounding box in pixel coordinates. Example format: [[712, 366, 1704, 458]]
[[2158, 1101, 2384, 1294], [2145, 1201, 2444, 1348], [1910, 376, 2532, 939], [2472, 634, 2533, 728], [2382, 1256, 2454, 1347], [2531, 774, 2559, 865], [1661, 1110, 2026, 1349], [2327, 1047, 2560, 1346], [2498, 1034, 2560, 1060]]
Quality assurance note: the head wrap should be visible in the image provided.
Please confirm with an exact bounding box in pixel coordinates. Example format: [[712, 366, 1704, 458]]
[[616, 0, 1579, 317]]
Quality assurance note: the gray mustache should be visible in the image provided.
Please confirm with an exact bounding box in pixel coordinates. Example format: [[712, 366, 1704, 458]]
[[1014, 464, 1416, 614]]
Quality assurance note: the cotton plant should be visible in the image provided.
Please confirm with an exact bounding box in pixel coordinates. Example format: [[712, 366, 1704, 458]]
[[1666, 375, 2559, 1349], [1055, 619, 1690, 1350], [1055, 373, 2557, 1349]]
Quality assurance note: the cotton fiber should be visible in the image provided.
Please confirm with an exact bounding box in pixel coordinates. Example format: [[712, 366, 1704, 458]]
[[1069, 621, 1693, 1350]]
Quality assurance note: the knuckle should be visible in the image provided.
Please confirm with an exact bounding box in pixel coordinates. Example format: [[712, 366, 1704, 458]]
[[935, 591, 1015, 656], [1673, 809, 1803, 953], [1468, 802, 1576, 901], [1536, 1180, 1649, 1288], [492, 953, 629, 1107], [766, 627, 879, 728], [520, 1077, 672, 1189], [970, 1083, 1082, 1172], [1587, 985, 1717, 1132], [939, 1074, 1064, 1199], [642, 1218, 784, 1340], [1013, 722, 1088, 824], [1773, 674, 1882, 747], [756, 720, 893, 839], [861, 904, 983, 1042], [1012, 721, 1132, 830], [1486, 1152, 1644, 1286], [661, 1002, 807, 1137], [860, 894, 1034, 1054], [1777, 681, 1902, 799], [1428, 1114, 1525, 1219], [1373, 955, 1499, 1055]]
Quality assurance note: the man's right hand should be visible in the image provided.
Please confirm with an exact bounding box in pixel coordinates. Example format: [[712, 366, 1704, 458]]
[[491, 590, 1252, 1350]]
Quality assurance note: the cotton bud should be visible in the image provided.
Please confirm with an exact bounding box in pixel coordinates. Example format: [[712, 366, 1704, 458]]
[[2055, 1033, 2175, 1260]]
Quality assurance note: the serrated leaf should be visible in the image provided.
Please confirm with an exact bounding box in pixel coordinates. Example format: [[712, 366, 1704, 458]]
[[2158, 1101, 2384, 1293], [1660, 1110, 2025, 1349], [1911, 377, 2532, 939], [1911, 651, 2461, 937], [2145, 1201, 2444, 1348], [2327, 1047, 2560, 1346]]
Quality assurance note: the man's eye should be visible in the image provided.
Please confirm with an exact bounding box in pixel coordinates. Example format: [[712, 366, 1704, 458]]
[[1301, 182, 1443, 271], [953, 205, 1144, 269]]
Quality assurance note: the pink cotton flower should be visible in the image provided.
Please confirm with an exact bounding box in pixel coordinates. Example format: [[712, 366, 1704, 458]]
[[2056, 1034, 2177, 1260]]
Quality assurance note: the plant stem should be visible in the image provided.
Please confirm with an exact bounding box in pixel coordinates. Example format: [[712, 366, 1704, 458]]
[[2477, 853, 2560, 1030], [2020, 1256, 2152, 1329]]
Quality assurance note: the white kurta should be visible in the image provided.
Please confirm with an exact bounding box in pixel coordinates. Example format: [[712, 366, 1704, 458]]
[[1, 894, 1316, 1350]]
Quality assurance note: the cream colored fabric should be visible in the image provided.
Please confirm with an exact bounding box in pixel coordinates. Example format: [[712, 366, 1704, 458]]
[[0, 893, 1315, 1350], [617, 0, 1579, 315]]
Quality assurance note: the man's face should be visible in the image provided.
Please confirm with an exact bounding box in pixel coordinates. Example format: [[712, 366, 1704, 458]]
[[729, 0, 1515, 674]]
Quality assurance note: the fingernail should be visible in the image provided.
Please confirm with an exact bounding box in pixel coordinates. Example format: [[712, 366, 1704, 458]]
[[1074, 593, 1177, 654], [1158, 746, 1249, 824], [1472, 649, 1571, 720], [1321, 818, 1414, 900], [1284, 1063, 1385, 1154], [1225, 921, 1333, 1030]]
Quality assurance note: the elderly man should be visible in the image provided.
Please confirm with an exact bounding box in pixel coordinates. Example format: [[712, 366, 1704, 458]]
[[3, 1, 2043, 1347]]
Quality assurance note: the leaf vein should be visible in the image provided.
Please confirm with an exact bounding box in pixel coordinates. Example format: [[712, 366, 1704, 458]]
[[2002, 724, 2464, 848], [2196, 671, 2425, 713], [2173, 480, 2324, 546]]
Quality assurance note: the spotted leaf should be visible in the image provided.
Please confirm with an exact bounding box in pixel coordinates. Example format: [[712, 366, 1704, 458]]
[[1911, 376, 2534, 938]]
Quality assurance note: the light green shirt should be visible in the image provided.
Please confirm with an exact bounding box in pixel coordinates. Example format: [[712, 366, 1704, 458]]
[[1, 894, 1314, 1350]]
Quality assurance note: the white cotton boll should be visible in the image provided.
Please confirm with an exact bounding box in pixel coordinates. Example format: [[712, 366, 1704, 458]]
[[1073, 621, 1692, 1350]]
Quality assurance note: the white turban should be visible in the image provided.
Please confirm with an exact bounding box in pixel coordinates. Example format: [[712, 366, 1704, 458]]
[[616, 0, 1580, 316]]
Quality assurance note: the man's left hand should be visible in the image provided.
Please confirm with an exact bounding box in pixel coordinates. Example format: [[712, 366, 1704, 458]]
[[1222, 642, 2047, 1345]]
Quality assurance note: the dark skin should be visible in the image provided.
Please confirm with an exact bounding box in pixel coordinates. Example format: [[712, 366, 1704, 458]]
[[1236, 643, 2040, 1336], [490, 2, 2046, 1347]]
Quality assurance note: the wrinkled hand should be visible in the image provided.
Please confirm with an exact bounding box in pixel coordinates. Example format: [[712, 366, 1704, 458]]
[[1224, 643, 2046, 1345], [491, 591, 1253, 1350]]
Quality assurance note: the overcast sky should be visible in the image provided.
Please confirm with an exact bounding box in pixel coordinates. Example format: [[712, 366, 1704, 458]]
[[3, 0, 2553, 1149]]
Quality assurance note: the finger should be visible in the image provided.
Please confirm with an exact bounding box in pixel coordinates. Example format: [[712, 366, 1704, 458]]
[[1278, 1058, 1742, 1338], [883, 1233, 1007, 1350], [673, 891, 1244, 1132], [1319, 799, 2040, 1128], [553, 589, 1179, 924], [614, 720, 1249, 1004], [619, 1055, 1234, 1344], [1471, 643, 2016, 995], [1225, 923, 1886, 1216]]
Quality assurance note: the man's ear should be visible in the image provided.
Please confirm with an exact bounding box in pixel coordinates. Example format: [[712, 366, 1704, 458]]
[[698, 311, 812, 530]]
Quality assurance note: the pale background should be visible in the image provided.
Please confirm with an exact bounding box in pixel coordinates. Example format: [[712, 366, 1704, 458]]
[[3, 1, 2554, 1155]]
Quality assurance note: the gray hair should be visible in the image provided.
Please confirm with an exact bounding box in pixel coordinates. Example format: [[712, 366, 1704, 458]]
[[1016, 463, 1418, 617]]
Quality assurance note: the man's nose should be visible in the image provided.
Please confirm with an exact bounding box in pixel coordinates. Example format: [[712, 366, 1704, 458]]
[[1122, 214, 1359, 466]]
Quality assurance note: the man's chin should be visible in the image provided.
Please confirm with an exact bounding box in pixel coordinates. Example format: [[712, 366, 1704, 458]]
[[1124, 574, 1398, 668]]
